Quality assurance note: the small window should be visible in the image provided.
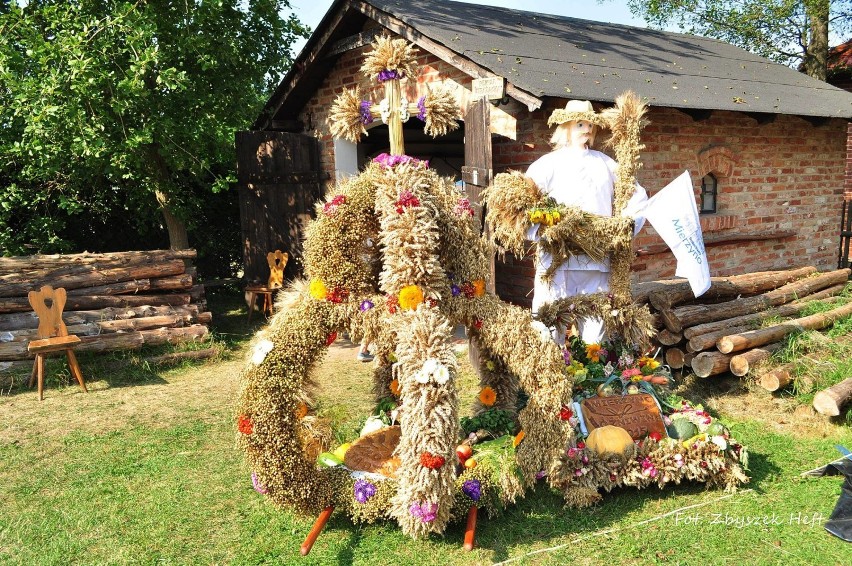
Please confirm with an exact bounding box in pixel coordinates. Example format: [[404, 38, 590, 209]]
[[700, 173, 717, 214]]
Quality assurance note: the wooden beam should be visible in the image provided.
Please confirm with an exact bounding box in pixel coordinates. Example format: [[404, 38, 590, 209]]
[[270, 119, 304, 132], [326, 28, 385, 57], [745, 112, 776, 125], [799, 115, 830, 127], [351, 0, 543, 111], [677, 108, 713, 122], [636, 229, 796, 257]]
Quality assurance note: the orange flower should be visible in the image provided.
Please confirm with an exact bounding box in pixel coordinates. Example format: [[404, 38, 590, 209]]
[[513, 430, 525, 447], [585, 343, 602, 363], [294, 402, 308, 419], [389, 379, 401, 396], [478, 386, 496, 406], [237, 415, 253, 435], [398, 285, 424, 311], [472, 279, 486, 297]]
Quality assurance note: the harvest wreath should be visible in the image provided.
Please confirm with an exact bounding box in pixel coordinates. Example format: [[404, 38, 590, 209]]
[[235, 38, 748, 552]]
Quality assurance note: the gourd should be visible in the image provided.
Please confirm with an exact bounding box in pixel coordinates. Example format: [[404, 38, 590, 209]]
[[585, 425, 634, 455]]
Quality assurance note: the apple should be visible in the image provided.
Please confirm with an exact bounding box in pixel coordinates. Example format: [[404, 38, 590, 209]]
[[456, 443, 473, 463]]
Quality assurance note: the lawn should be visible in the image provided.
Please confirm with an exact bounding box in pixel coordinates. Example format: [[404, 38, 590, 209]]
[[1, 288, 850, 565]]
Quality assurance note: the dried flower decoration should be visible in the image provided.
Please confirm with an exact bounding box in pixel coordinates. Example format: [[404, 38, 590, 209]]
[[419, 452, 446, 469], [361, 36, 418, 84], [359, 299, 374, 312], [395, 190, 421, 213], [251, 472, 268, 495], [398, 285, 424, 311], [326, 286, 349, 304], [386, 294, 399, 314], [309, 279, 328, 300], [478, 386, 496, 406], [454, 197, 474, 217], [294, 402, 309, 420], [323, 194, 346, 216], [373, 152, 428, 169], [462, 479, 481, 502], [409, 501, 438, 523], [472, 279, 486, 297], [513, 430, 525, 447], [325, 332, 338, 346], [354, 479, 377, 503], [250, 339, 274, 365], [413, 358, 450, 385], [389, 379, 401, 396], [237, 415, 254, 435]]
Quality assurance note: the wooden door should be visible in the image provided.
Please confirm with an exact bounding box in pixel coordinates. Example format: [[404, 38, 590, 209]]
[[236, 131, 323, 283], [460, 98, 495, 290]]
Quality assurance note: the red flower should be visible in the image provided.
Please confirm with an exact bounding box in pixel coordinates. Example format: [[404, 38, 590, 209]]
[[576, 441, 586, 449], [322, 194, 347, 216], [426, 297, 439, 308], [419, 452, 446, 469], [648, 431, 663, 442], [395, 190, 421, 212], [559, 406, 573, 421], [460, 282, 475, 298], [326, 287, 349, 304], [473, 319, 483, 330], [386, 294, 399, 314], [238, 415, 253, 435], [325, 332, 338, 346]]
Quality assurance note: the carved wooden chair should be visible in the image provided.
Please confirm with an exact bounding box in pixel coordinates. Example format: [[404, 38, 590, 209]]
[[27, 285, 87, 400], [246, 250, 288, 322]]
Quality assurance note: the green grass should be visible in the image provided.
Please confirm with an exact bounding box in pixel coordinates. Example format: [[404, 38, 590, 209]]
[[2, 288, 851, 564]]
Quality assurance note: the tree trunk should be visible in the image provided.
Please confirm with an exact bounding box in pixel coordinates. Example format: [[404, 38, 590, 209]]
[[0, 305, 203, 332], [691, 350, 734, 378], [667, 269, 850, 332], [717, 299, 852, 354], [759, 364, 794, 392], [648, 266, 816, 311], [813, 377, 852, 416], [803, 0, 829, 80], [682, 283, 847, 339], [0, 249, 196, 275], [729, 342, 782, 377], [156, 189, 190, 250]]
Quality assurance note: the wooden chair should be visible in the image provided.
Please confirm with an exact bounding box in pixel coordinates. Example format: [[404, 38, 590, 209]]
[[27, 285, 87, 401], [246, 250, 288, 321]]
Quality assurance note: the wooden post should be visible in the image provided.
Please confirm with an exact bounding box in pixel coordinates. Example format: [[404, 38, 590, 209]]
[[300, 505, 334, 556], [463, 505, 478, 551]]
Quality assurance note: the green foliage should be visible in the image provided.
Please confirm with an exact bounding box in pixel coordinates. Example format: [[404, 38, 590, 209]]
[[460, 408, 516, 437], [620, 0, 851, 78], [0, 0, 307, 274]]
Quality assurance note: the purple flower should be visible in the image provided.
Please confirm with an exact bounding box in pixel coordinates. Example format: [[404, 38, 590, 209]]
[[535, 470, 548, 480], [354, 479, 377, 504], [562, 349, 572, 365], [417, 96, 427, 121], [377, 69, 402, 82], [409, 501, 438, 523], [359, 299, 374, 312], [359, 100, 373, 125], [462, 479, 481, 502], [372, 153, 428, 169], [450, 284, 461, 297], [251, 471, 268, 495]]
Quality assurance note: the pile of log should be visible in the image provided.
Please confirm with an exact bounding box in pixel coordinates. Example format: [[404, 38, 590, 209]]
[[636, 266, 852, 381], [0, 250, 212, 372]]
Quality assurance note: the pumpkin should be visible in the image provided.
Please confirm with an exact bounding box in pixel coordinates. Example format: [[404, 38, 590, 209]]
[[585, 425, 634, 456]]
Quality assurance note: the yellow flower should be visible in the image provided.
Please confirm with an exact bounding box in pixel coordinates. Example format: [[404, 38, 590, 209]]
[[513, 430, 525, 447], [389, 379, 401, 397], [473, 279, 486, 297], [485, 360, 496, 372], [479, 386, 497, 406], [638, 356, 660, 370], [398, 285, 424, 310], [551, 210, 561, 224], [309, 279, 327, 300], [585, 343, 602, 363], [529, 210, 544, 224], [543, 212, 554, 226]]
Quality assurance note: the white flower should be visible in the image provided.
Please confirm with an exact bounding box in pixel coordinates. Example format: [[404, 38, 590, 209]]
[[433, 364, 450, 384], [422, 358, 440, 374], [711, 435, 728, 450], [530, 320, 552, 342], [379, 98, 391, 122], [360, 416, 385, 437], [251, 339, 274, 365], [414, 369, 430, 384], [603, 362, 614, 376]]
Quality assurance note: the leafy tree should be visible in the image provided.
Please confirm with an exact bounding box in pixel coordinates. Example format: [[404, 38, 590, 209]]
[[622, 0, 852, 80], [0, 0, 308, 257]]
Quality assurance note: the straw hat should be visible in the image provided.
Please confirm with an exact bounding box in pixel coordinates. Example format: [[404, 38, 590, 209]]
[[547, 99, 605, 127]]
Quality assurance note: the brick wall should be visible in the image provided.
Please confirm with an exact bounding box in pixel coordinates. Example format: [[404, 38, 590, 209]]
[[294, 34, 847, 307]]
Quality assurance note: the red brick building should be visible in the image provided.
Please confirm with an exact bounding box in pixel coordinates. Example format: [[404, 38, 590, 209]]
[[240, 0, 852, 306]]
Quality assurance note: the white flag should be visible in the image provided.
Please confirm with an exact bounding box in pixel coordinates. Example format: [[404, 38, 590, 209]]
[[642, 171, 710, 297]]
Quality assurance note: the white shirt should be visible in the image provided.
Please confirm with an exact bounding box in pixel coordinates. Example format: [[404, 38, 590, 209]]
[[526, 146, 647, 273]]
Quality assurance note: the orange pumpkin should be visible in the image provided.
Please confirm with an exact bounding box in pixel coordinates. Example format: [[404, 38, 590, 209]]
[[585, 425, 634, 456]]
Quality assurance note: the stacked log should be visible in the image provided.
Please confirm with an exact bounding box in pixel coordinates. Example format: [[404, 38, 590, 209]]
[[635, 267, 851, 379], [0, 250, 211, 367]]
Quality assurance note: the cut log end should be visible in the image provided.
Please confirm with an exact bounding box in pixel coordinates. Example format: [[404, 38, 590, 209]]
[[813, 377, 852, 416], [759, 366, 793, 392], [665, 347, 686, 369]]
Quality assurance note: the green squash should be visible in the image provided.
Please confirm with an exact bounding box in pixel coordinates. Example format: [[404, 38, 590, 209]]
[[706, 422, 729, 437]]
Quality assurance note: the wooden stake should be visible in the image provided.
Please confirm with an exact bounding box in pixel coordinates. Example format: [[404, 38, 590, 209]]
[[301, 505, 334, 556], [463, 505, 478, 551], [813, 378, 852, 416]]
